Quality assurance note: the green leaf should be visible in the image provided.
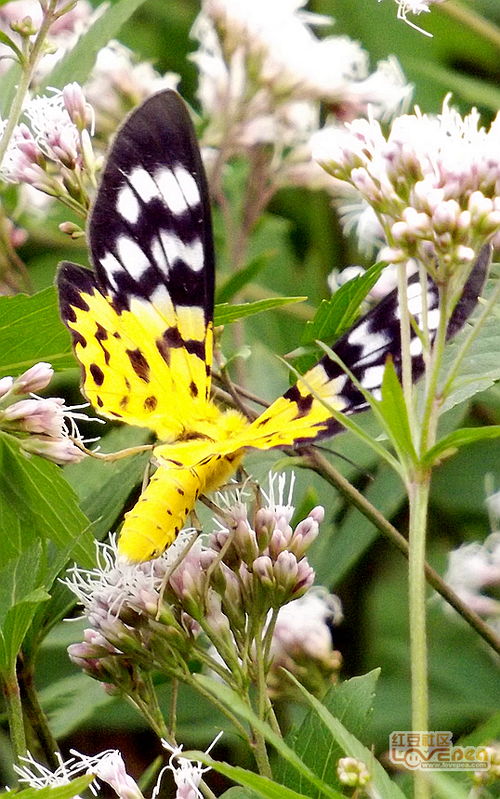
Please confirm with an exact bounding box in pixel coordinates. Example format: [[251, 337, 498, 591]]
[[294, 261, 385, 373], [214, 297, 306, 326], [278, 671, 380, 796], [442, 271, 500, 413], [5, 775, 95, 799], [64, 425, 151, 536], [193, 675, 345, 799], [376, 357, 417, 465], [217, 252, 273, 303], [40, 0, 153, 90], [220, 789, 262, 799], [185, 756, 316, 799], [0, 433, 95, 568], [285, 673, 406, 799], [0, 288, 73, 377], [0, 30, 23, 63], [423, 425, 500, 467], [303, 261, 385, 345], [424, 773, 470, 799]]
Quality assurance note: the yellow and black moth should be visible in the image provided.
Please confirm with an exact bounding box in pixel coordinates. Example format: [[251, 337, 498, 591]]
[[57, 90, 489, 562]]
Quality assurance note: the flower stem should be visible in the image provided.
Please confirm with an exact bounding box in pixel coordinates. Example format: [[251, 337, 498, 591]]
[[408, 473, 431, 799], [1, 662, 27, 762], [439, 1, 500, 49], [0, 0, 60, 167], [300, 448, 500, 655], [18, 659, 60, 769]]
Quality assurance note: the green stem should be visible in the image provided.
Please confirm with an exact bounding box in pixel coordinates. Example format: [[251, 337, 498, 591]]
[[186, 674, 250, 746], [18, 659, 60, 770], [1, 663, 26, 763], [439, 1, 500, 49], [300, 448, 500, 655], [408, 474, 431, 799], [0, 0, 60, 167]]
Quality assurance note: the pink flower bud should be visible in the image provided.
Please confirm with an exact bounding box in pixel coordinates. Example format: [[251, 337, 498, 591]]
[[13, 362, 53, 394], [62, 82, 93, 131], [252, 555, 275, 588], [0, 376, 13, 399], [273, 551, 299, 594], [20, 436, 85, 464], [289, 517, 319, 559], [4, 397, 64, 436]]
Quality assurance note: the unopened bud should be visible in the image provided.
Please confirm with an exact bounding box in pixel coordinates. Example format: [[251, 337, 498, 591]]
[[13, 362, 53, 394], [337, 757, 371, 788], [20, 436, 85, 464], [0, 376, 14, 400], [11, 16, 37, 36], [59, 220, 85, 238]]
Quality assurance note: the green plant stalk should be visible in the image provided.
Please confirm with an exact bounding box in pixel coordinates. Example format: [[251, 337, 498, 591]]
[[299, 448, 500, 655], [18, 659, 60, 770], [408, 474, 431, 799], [439, 0, 500, 49], [185, 673, 251, 751], [1, 664, 26, 762], [0, 0, 60, 166]]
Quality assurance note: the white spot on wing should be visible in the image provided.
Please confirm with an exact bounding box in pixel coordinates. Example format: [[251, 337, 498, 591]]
[[159, 231, 204, 272], [116, 235, 151, 280], [345, 321, 370, 347], [173, 165, 200, 207], [409, 336, 423, 357], [99, 252, 121, 288], [127, 167, 158, 203], [407, 282, 422, 300], [360, 364, 385, 390], [155, 168, 188, 215], [408, 294, 423, 316], [427, 308, 440, 330], [151, 237, 168, 273], [116, 184, 140, 223]]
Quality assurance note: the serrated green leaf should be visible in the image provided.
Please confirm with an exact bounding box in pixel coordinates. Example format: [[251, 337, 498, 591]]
[[0, 288, 73, 377], [214, 297, 306, 325], [302, 261, 385, 345], [40, 0, 152, 90], [0, 434, 94, 568], [294, 261, 385, 374], [278, 671, 380, 797], [422, 425, 500, 466], [193, 675, 345, 799], [5, 775, 94, 799], [217, 252, 273, 303], [285, 673, 406, 799], [186, 756, 325, 799], [0, 541, 50, 671]]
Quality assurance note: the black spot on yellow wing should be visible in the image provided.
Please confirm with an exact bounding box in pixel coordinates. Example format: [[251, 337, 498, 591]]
[[90, 363, 105, 386], [144, 395, 158, 411], [189, 380, 198, 398], [126, 348, 150, 382]]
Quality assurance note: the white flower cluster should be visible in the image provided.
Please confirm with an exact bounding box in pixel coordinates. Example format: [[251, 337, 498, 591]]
[[192, 0, 411, 190], [313, 97, 500, 269]]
